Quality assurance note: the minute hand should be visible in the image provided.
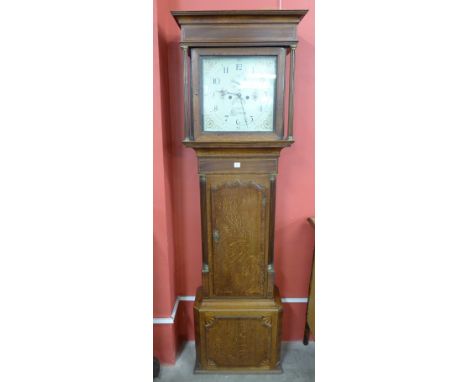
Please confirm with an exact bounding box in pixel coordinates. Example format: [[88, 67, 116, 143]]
[[235, 92, 249, 129]]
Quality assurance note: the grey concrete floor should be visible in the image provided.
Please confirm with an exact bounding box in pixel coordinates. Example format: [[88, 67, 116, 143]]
[[157, 341, 314, 382]]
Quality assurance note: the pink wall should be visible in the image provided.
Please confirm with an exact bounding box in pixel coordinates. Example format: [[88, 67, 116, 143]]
[[153, 0, 178, 363], [154, 0, 314, 364]]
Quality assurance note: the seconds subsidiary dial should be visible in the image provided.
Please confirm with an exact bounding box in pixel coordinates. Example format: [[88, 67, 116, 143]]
[[201, 55, 277, 132]]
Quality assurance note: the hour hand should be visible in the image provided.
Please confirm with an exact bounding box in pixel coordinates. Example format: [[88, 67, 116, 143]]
[[224, 90, 239, 95], [227, 90, 243, 99], [222, 90, 244, 101], [217, 89, 239, 98]]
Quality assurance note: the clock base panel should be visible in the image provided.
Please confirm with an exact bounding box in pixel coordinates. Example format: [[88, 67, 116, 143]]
[[193, 286, 283, 373]]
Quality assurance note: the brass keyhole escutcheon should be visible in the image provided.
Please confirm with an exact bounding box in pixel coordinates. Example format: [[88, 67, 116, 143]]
[[213, 229, 220, 243]]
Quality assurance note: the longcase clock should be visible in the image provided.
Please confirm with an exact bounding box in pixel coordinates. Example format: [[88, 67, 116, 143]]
[[172, 10, 307, 374]]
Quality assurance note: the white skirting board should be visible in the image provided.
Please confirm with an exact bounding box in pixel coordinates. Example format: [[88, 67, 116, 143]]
[[153, 296, 308, 324]]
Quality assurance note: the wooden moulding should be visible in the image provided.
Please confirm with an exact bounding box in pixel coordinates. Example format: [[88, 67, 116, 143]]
[[183, 140, 294, 150], [193, 147, 284, 158], [172, 10, 307, 46], [199, 158, 277, 174]]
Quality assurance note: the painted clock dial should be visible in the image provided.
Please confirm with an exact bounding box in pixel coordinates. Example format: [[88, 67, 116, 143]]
[[201, 56, 277, 132]]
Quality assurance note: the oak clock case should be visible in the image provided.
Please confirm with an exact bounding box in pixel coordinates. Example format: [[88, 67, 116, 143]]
[[172, 10, 307, 374]]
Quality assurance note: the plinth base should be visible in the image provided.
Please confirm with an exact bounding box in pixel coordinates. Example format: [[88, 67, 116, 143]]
[[193, 286, 283, 374], [194, 366, 283, 374]]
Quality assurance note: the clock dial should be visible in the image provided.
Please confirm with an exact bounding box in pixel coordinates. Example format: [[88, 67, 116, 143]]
[[201, 56, 277, 132]]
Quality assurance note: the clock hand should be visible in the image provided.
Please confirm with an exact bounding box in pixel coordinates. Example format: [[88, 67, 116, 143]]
[[219, 90, 249, 128], [217, 90, 241, 100], [235, 92, 249, 129]]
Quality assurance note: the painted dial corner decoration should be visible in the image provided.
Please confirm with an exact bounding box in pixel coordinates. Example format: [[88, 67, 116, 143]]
[[202, 56, 277, 132]]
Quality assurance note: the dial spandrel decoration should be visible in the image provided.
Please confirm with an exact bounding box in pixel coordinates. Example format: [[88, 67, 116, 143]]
[[201, 56, 277, 132]]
